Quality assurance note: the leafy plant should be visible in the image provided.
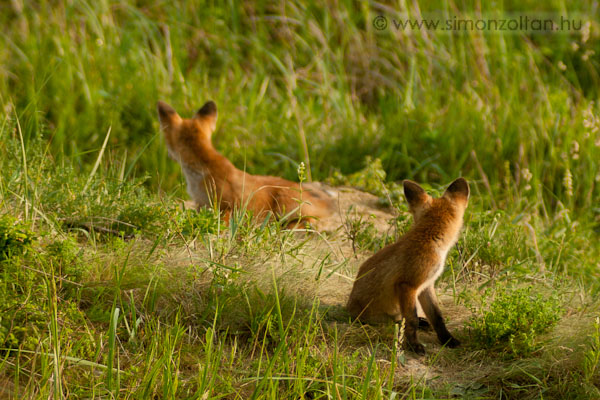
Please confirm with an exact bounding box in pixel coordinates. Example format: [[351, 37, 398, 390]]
[[342, 209, 394, 254], [467, 286, 562, 357], [0, 214, 35, 261], [583, 317, 600, 383], [173, 207, 219, 237], [328, 157, 403, 206]]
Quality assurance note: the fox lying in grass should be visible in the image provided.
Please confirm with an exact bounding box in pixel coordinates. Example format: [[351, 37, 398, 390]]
[[347, 178, 469, 354], [157, 100, 332, 226]]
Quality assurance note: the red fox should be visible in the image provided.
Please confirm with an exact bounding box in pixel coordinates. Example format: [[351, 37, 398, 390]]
[[157, 100, 332, 225], [346, 178, 469, 354]]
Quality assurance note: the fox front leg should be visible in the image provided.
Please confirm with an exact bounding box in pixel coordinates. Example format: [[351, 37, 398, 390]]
[[396, 283, 425, 355]]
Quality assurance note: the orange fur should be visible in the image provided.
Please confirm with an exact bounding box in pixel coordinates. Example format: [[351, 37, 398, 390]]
[[157, 100, 332, 225], [347, 178, 469, 354]]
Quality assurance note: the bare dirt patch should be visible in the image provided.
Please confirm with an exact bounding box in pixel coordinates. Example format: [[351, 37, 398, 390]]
[[174, 185, 473, 383]]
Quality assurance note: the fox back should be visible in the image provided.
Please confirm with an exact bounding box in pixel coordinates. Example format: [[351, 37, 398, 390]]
[[346, 178, 469, 354], [157, 100, 332, 224]]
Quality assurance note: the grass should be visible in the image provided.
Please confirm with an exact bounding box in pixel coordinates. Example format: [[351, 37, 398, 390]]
[[0, 0, 599, 398]]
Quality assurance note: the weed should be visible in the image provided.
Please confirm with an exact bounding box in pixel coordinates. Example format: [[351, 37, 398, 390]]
[[583, 317, 600, 384], [0, 214, 35, 261], [328, 157, 403, 207], [467, 286, 562, 357]]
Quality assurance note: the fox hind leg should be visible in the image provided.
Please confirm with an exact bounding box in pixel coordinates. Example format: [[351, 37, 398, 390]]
[[418, 285, 460, 348]]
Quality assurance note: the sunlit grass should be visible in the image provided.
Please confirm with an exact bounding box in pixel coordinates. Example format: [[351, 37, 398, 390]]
[[0, 0, 599, 398], [1, 0, 598, 216]]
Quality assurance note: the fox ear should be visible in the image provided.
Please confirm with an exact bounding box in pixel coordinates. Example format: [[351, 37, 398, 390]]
[[443, 177, 470, 201], [157, 101, 181, 128], [194, 101, 218, 132], [403, 180, 429, 208]]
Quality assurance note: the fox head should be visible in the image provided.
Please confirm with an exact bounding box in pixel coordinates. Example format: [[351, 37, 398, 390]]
[[157, 100, 218, 162], [402, 178, 469, 223]]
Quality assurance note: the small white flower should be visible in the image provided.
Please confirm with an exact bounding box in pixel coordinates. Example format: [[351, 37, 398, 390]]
[[297, 162, 306, 181], [581, 21, 591, 44], [571, 41, 580, 51], [521, 168, 533, 182], [583, 103, 600, 143], [563, 169, 573, 198], [582, 49, 595, 61], [571, 141, 580, 160]]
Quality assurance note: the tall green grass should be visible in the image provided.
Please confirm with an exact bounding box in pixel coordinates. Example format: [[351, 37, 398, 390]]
[[1, 0, 598, 218]]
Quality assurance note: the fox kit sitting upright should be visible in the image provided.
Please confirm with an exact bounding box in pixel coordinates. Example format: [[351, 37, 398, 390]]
[[157, 100, 332, 225], [347, 178, 469, 354]]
